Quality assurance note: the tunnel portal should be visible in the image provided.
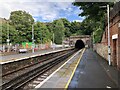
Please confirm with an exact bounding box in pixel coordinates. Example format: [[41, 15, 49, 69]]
[[75, 40, 85, 49]]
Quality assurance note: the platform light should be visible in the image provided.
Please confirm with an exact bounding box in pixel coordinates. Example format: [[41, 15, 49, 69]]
[[100, 5, 111, 66], [32, 24, 34, 53], [7, 20, 10, 52]]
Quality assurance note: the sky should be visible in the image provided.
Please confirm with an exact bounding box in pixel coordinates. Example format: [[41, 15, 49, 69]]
[[0, 0, 85, 22]]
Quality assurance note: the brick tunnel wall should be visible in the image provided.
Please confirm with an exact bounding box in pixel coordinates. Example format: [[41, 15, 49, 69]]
[[94, 2, 120, 70], [69, 35, 92, 48]]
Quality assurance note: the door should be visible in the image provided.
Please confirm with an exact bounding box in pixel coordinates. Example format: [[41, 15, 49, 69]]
[[113, 39, 117, 66]]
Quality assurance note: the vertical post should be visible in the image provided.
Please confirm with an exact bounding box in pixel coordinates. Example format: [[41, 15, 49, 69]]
[[40, 33, 42, 49], [53, 33, 55, 49], [32, 24, 34, 53], [0, 19, 2, 89], [7, 21, 10, 52], [53, 33, 54, 44], [0, 18, 3, 52], [92, 32, 94, 49], [62, 34, 64, 48], [93, 32, 94, 44], [107, 4, 111, 66]]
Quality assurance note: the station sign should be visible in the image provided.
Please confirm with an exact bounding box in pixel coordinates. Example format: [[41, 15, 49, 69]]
[[112, 34, 118, 39], [118, 23, 120, 28]]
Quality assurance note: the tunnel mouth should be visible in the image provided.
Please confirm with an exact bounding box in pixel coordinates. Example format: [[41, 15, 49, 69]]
[[75, 40, 85, 49]]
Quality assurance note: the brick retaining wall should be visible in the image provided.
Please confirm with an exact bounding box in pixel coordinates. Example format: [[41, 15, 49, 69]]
[[94, 43, 108, 61], [97, 2, 120, 70]]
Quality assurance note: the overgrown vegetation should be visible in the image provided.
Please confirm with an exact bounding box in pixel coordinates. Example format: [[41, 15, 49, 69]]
[[1, 2, 114, 44], [73, 2, 114, 43], [1, 10, 83, 44]]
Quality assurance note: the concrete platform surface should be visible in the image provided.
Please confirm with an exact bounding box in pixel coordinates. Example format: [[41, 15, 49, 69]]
[[0, 48, 71, 64], [68, 49, 119, 89], [35, 49, 84, 89]]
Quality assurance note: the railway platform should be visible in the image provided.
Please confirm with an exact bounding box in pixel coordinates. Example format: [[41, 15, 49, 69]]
[[68, 49, 119, 89], [35, 48, 119, 89], [35, 49, 84, 89], [0, 48, 70, 64]]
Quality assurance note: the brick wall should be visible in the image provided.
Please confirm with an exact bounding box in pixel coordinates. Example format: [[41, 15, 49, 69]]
[[94, 43, 108, 61], [94, 2, 120, 70]]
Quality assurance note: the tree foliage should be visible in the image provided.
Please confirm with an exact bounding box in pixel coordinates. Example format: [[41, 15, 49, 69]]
[[1, 10, 86, 45], [9, 10, 34, 43], [73, 2, 114, 43], [73, 2, 114, 21], [34, 22, 51, 44], [70, 21, 81, 35], [1, 23, 19, 44], [53, 19, 65, 44], [60, 18, 71, 37]]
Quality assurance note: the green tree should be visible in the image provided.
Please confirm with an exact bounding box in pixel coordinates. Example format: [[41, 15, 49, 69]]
[[53, 20, 65, 44], [9, 10, 34, 43], [34, 22, 51, 44], [0, 23, 19, 44], [73, 2, 114, 21], [60, 18, 71, 37], [93, 27, 103, 43], [73, 2, 114, 43], [70, 21, 81, 35], [45, 22, 54, 41], [78, 17, 104, 42]]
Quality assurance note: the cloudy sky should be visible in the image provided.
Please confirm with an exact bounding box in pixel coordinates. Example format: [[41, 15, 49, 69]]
[[0, 0, 85, 22]]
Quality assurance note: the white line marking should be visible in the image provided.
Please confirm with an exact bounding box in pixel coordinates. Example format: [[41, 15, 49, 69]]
[[1, 48, 72, 64], [35, 49, 82, 88]]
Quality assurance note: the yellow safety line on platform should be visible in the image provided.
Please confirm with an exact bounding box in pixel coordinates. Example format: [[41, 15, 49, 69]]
[[65, 48, 86, 89]]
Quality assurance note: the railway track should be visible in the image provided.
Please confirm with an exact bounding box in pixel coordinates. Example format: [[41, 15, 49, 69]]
[[2, 49, 71, 84], [1, 49, 77, 90], [2, 49, 70, 76]]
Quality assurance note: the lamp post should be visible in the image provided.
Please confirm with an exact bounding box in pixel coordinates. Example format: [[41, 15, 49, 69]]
[[32, 24, 34, 53], [53, 33, 54, 45], [92, 32, 94, 49], [52, 33, 55, 50], [92, 32, 94, 44], [39, 32, 42, 50], [107, 4, 111, 66], [100, 4, 111, 66], [7, 20, 10, 52]]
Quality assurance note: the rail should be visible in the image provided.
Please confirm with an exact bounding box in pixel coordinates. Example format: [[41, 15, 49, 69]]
[[1, 49, 77, 90]]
